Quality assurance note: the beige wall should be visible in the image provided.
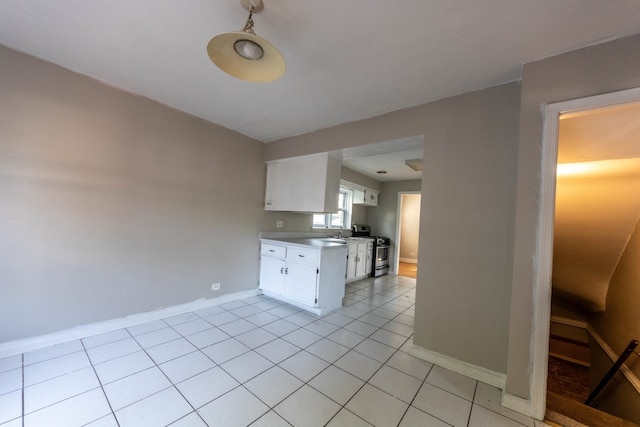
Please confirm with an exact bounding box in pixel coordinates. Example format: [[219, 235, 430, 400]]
[[0, 45, 265, 343], [588, 217, 640, 422], [507, 34, 640, 398], [267, 83, 521, 374]]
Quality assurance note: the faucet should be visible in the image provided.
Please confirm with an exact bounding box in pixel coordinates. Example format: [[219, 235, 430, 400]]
[[333, 231, 344, 239]]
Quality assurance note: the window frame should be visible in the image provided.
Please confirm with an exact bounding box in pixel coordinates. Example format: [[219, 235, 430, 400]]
[[312, 187, 352, 230]]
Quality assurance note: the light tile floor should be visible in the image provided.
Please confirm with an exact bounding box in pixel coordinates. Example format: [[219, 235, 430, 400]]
[[0, 275, 546, 427]]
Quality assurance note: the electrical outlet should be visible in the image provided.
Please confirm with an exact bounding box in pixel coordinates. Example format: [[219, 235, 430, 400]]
[[211, 283, 221, 291], [276, 220, 284, 228]]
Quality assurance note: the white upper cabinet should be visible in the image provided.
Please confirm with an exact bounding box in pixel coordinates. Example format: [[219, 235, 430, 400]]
[[265, 153, 341, 213], [352, 187, 379, 206]]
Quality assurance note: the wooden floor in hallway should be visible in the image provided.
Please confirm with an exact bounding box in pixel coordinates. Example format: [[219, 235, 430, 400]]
[[398, 261, 417, 279]]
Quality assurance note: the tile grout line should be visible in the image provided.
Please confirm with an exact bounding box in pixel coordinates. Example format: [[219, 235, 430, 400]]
[[79, 339, 120, 427]]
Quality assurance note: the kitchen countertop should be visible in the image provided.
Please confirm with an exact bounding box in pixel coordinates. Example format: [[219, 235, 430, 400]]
[[261, 237, 349, 250]]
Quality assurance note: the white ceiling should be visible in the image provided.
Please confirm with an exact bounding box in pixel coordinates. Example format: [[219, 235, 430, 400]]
[[1, 0, 640, 147]]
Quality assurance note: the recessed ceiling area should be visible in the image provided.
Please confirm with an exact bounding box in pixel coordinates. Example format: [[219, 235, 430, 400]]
[[1, 1, 639, 142], [553, 101, 640, 312]]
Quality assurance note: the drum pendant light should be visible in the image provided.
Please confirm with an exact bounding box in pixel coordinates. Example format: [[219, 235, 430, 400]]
[[207, 0, 286, 82]]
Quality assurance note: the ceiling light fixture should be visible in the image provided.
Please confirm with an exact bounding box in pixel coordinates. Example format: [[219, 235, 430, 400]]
[[405, 159, 423, 171], [207, 0, 285, 82]]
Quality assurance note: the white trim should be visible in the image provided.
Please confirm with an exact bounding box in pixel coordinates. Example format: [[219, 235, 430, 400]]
[[399, 257, 418, 263], [587, 324, 640, 395], [501, 393, 533, 417], [0, 289, 260, 358], [410, 343, 507, 389], [530, 86, 640, 420]]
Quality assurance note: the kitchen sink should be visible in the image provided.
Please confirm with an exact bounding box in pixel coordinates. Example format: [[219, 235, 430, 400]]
[[321, 238, 348, 244]]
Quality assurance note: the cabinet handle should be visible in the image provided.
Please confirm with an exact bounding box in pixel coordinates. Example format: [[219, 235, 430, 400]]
[[285, 267, 289, 274], [269, 249, 275, 252], [280, 267, 284, 274], [298, 254, 305, 258]]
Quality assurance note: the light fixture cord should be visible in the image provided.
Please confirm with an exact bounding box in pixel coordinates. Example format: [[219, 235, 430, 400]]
[[242, 7, 255, 31]]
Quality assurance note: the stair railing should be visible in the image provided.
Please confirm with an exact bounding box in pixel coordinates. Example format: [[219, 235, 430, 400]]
[[585, 339, 639, 406]]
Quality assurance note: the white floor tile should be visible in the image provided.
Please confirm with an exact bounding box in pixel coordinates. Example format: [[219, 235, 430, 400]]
[[159, 351, 216, 384], [24, 350, 91, 386], [346, 384, 409, 427], [253, 299, 282, 311], [163, 312, 200, 326], [198, 386, 269, 427], [0, 390, 22, 424], [114, 387, 192, 427], [245, 311, 280, 327], [309, 365, 364, 405], [82, 330, 130, 349], [426, 365, 477, 401], [279, 350, 329, 382], [473, 382, 535, 427], [281, 328, 323, 348], [86, 337, 141, 365], [24, 366, 100, 414], [244, 366, 303, 407], [220, 351, 273, 383], [0, 368, 21, 395], [194, 305, 225, 318], [168, 411, 207, 427], [176, 366, 239, 409], [261, 318, 299, 337], [254, 338, 300, 364], [171, 319, 214, 336], [275, 385, 341, 427], [219, 300, 247, 310], [186, 327, 230, 348], [145, 337, 198, 365], [217, 319, 258, 336], [201, 311, 239, 326], [326, 408, 374, 426], [343, 320, 379, 337], [0, 355, 21, 374], [23, 340, 84, 365], [370, 329, 409, 348], [84, 413, 119, 427], [334, 350, 383, 381], [469, 404, 530, 427], [135, 327, 182, 349], [385, 350, 433, 380], [322, 312, 355, 327], [369, 365, 422, 403], [103, 367, 171, 410], [230, 305, 262, 318], [285, 311, 318, 327], [412, 383, 472, 427], [235, 328, 277, 349], [93, 350, 155, 384], [399, 405, 450, 426], [382, 320, 414, 337], [327, 328, 367, 348], [200, 338, 250, 364], [354, 338, 396, 363], [267, 305, 301, 318], [127, 320, 167, 336], [306, 338, 351, 363], [250, 410, 292, 427], [24, 388, 111, 427], [304, 320, 341, 337]]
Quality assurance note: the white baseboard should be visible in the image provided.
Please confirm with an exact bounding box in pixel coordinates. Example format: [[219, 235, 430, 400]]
[[0, 289, 261, 358], [501, 392, 534, 418], [399, 257, 418, 264], [409, 343, 507, 389]]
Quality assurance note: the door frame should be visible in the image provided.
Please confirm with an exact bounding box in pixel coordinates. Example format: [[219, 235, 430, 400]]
[[394, 191, 421, 276], [530, 86, 640, 419]]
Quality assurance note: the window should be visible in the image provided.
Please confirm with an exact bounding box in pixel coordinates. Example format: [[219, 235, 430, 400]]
[[313, 187, 352, 229]]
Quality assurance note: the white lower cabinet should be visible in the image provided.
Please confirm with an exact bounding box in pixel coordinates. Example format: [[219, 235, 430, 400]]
[[346, 240, 374, 283], [259, 240, 347, 315]]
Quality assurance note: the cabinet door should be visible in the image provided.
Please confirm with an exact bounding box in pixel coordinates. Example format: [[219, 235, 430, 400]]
[[284, 261, 318, 306], [355, 251, 367, 278], [264, 163, 279, 210], [260, 256, 285, 295]]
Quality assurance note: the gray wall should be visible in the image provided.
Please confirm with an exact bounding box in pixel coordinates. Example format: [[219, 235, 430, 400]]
[[507, 34, 640, 397], [266, 83, 521, 375], [588, 218, 640, 423], [0, 45, 265, 343]]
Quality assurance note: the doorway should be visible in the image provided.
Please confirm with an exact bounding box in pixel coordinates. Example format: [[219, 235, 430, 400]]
[[395, 192, 421, 278], [530, 87, 640, 422]]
